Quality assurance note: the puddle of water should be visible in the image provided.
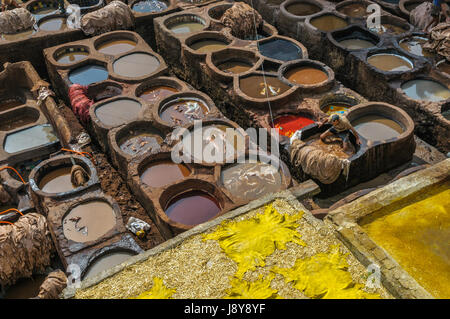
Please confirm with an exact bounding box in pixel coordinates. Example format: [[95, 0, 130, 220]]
[[239, 75, 290, 98], [258, 39, 303, 61], [83, 252, 134, 280], [352, 114, 404, 141], [164, 190, 221, 226], [367, 53, 413, 72], [63, 201, 117, 243], [285, 66, 328, 85], [69, 65, 109, 85], [113, 53, 160, 78], [401, 79, 450, 102], [310, 14, 348, 32], [217, 60, 253, 74], [140, 160, 190, 188], [97, 39, 137, 55], [4, 124, 59, 154], [272, 114, 315, 137], [95, 99, 142, 127]]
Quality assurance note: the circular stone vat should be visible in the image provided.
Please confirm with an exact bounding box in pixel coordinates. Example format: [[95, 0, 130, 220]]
[[339, 38, 376, 49], [69, 64, 108, 85], [132, 0, 168, 13], [139, 85, 178, 103], [210, 48, 260, 76], [310, 14, 349, 32], [283, 65, 329, 85], [88, 82, 123, 102], [399, 36, 434, 58], [207, 3, 232, 20], [94, 98, 142, 127], [63, 200, 117, 243], [367, 53, 413, 72], [166, 15, 206, 34], [221, 162, 283, 201], [3, 124, 58, 154], [38, 167, 75, 193], [38, 16, 66, 31], [189, 39, 229, 54], [118, 129, 163, 156], [367, 15, 411, 35], [159, 96, 209, 126], [0, 107, 40, 131], [352, 115, 404, 141], [337, 1, 368, 17], [332, 26, 380, 50], [54, 47, 89, 64], [272, 114, 315, 137], [401, 79, 450, 102], [217, 60, 253, 74], [113, 53, 160, 78], [84, 251, 134, 280], [285, 1, 322, 16], [239, 74, 291, 99], [140, 160, 190, 188], [164, 190, 221, 226], [258, 38, 303, 61], [96, 39, 137, 56], [437, 60, 450, 75], [0, 95, 24, 112]]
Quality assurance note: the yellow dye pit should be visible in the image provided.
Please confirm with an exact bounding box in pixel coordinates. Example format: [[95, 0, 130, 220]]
[[132, 277, 176, 299], [361, 183, 450, 299], [203, 204, 305, 278], [225, 274, 280, 299]]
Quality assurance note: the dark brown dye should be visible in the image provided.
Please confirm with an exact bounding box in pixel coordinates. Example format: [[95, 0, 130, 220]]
[[164, 190, 221, 226], [304, 133, 353, 158], [39, 166, 75, 193], [139, 85, 178, 103], [56, 51, 89, 64], [190, 40, 228, 53], [285, 66, 328, 85], [119, 133, 162, 156], [63, 201, 117, 243], [0, 97, 23, 112], [140, 160, 190, 188], [310, 15, 349, 31], [352, 115, 404, 141], [286, 2, 321, 16], [113, 53, 160, 78], [3, 274, 47, 299], [0, 113, 37, 131], [367, 54, 413, 72], [95, 99, 141, 127], [239, 75, 290, 98], [338, 3, 368, 17], [83, 252, 134, 280], [220, 162, 282, 201], [38, 17, 66, 31], [437, 60, 450, 75], [217, 60, 253, 74], [159, 98, 209, 126], [97, 39, 137, 55]]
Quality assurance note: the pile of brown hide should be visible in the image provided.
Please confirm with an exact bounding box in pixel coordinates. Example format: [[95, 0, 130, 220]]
[[221, 2, 263, 39], [0, 8, 35, 34], [424, 22, 450, 61], [81, 1, 134, 36]]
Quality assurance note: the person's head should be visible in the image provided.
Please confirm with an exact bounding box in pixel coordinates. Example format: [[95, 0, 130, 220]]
[[331, 114, 340, 125]]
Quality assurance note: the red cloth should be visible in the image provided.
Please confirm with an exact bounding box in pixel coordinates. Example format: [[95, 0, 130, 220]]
[[69, 84, 93, 124]]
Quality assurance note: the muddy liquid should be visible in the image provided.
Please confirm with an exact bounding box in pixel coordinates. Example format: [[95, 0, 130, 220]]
[[63, 201, 117, 243], [310, 14, 348, 32], [113, 53, 160, 78], [97, 39, 137, 55], [95, 99, 142, 127], [1, 113, 37, 131], [56, 51, 89, 64], [160, 98, 209, 126], [190, 40, 228, 53], [322, 102, 350, 116], [139, 86, 178, 103], [304, 133, 352, 158], [437, 60, 450, 75], [361, 183, 450, 299], [338, 3, 368, 17], [140, 160, 190, 188], [132, 0, 168, 13], [38, 17, 66, 31], [169, 22, 205, 34], [217, 60, 253, 74], [399, 37, 434, 58], [164, 190, 221, 226], [4, 124, 58, 154], [259, 39, 303, 61], [240, 75, 290, 99], [371, 24, 407, 35], [3, 274, 47, 299], [338, 38, 376, 50], [39, 166, 75, 193], [69, 65, 109, 85], [401, 79, 450, 102], [352, 115, 403, 141], [286, 3, 321, 16], [1, 29, 35, 41], [285, 66, 328, 85], [221, 162, 282, 201], [84, 252, 134, 280], [273, 115, 315, 137], [367, 54, 413, 72], [0, 97, 23, 112], [120, 133, 162, 156]]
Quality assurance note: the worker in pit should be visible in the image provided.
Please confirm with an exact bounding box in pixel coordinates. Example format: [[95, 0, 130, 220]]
[[426, 0, 450, 31], [318, 114, 361, 153]]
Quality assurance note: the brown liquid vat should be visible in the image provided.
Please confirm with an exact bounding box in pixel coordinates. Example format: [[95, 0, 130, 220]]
[[279, 59, 335, 92], [0, 106, 41, 132], [183, 31, 233, 62], [94, 32, 138, 56], [366, 14, 413, 37], [329, 25, 380, 51], [335, 0, 372, 19]]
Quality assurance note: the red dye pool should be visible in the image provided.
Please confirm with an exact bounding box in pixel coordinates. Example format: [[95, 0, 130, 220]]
[[164, 190, 221, 226], [272, 115, 315, 137]]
